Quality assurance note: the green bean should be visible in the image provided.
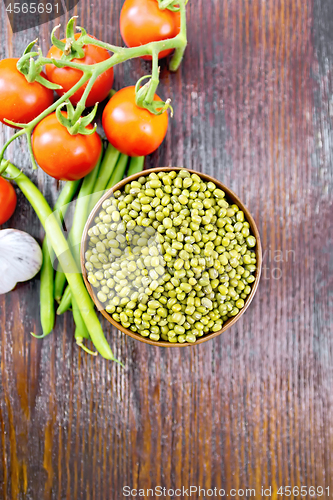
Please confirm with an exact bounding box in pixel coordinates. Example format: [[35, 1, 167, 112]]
[[127, 156, 145, 177], [106, 154, 129, 190], [73, 296, 97, 356], [56, 285, 72, 315], [39, 180, 81, 336], [53, 268, 65, 302], [39, 239, 56, 337], [88, 143, 120, 213], [3, 160, 121, 363], [54, 180, 82, 224], [54, 149, 104, 298]]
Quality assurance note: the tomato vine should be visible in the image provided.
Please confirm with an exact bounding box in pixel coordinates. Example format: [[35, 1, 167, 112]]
[[0, 0, 187, 173]]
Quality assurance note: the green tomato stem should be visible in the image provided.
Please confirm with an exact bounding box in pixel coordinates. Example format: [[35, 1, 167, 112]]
[[169, 0, 187, 71], [77, 35, 122, 55], [144, 50, 160, 104], [72, 70, 98, 122], [0, 131, 25, 173], [169, 40, 187, 72], [26, 130, 38, 170]]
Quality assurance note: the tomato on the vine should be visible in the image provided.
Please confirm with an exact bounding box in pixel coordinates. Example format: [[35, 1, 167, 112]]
[[120, 0, 180, 60], [0, 58, 54, 127], [0, 177, 17, 225], [32, 112, 102, 181], [102, 86, 168, 157], [45, 34, 114, 107]]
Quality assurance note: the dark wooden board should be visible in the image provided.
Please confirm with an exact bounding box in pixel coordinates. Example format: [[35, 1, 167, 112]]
[[0, 0, 332, 498]]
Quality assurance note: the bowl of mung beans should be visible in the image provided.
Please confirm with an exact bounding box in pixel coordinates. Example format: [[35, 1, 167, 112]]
[[81, 167, 262, 346]]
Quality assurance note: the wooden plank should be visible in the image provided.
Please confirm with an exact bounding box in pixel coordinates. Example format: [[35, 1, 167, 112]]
[[0, 0, 332, 498]]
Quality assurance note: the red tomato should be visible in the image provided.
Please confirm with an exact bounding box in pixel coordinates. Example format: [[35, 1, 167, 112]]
[[120, 0, 180, 60], [32, 112, 102, 181], [102, 86, 168, 157], [0, 58, 54, 127], [45, 34, 114, 107], [0, 177, 17, 225]]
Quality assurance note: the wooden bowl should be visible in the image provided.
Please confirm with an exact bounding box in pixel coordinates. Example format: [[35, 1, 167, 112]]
[[81, 167, 262, 347]]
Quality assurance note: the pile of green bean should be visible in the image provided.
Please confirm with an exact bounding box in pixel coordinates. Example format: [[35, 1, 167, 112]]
[[37, 143, 144, 355], [2, 160, 117, 361], [84, 169, 257, 344]]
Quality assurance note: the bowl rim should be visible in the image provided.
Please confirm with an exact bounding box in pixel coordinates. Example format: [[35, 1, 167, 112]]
[[81, 167, 262, 347]]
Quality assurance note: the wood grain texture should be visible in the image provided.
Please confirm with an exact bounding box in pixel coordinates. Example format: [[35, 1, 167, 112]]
[[0, 0, 332, 499]]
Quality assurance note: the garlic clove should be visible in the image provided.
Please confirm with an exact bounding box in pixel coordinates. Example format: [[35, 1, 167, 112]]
[[0, 229, 43, 294]]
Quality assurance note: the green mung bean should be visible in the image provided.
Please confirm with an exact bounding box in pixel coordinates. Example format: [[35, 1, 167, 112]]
[[85, 170, 257, 343]]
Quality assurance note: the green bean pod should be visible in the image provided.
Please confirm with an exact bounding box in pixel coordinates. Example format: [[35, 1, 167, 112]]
[[73, 296, 97, 356], [3, 160, 121, 363], [54, 268, 66, 302], [127, 156, 145, 177], [39, 179, 80, 337], [39, 239, 56, 337], [55, 146, 120, 296], [56, 284, 71, 315], [70, 148, 105, 265], [54, 180, 82, 222], [88, 143, 120, 213], [54, 151, 103, 299], [106, 154, 129, 190]]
